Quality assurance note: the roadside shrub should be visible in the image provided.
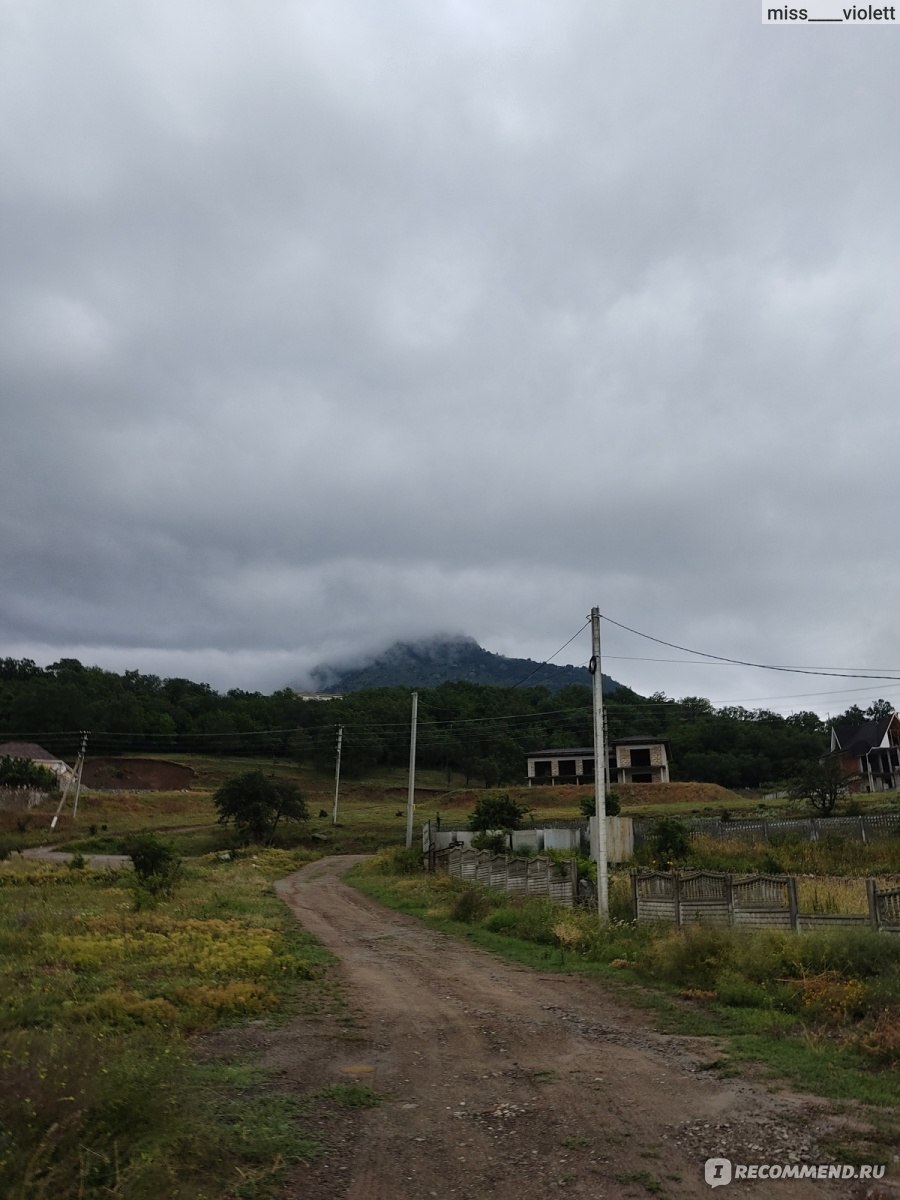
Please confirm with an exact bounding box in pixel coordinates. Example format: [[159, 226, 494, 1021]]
[[645, 925, 736, 990], [471, 831, 508, 854], [715, 969, 781, 1009], [481, 897, 557, 944], [638, 818, 692, 869], [791, 929, 900, 979], [450, 887, 495, 924], [356, 847, 423, 876], [855, 1012, 900, 1067], [481, 904, 524, 934], [789, 972, 867, 1023], [128, 833, 181, 898]]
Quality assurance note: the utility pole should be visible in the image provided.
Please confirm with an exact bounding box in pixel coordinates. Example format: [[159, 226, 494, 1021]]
[[332, 725, 343, 825], [589, 609, 609, 917], [50, 730, 89, 831], [406, 691, 418, 850]]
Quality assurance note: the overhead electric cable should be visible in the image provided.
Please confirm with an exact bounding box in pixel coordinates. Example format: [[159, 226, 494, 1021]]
[[509, 619, 592, 689], [602, 614, 900, 681]]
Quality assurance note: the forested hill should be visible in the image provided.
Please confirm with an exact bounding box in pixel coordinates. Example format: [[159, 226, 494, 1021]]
[[310, 635, 622, 694], [0, 654, 869, 790]]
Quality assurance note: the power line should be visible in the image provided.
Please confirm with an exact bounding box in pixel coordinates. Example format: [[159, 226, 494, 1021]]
[[602, 614, 900, 682], [509, 620, 592, 688]]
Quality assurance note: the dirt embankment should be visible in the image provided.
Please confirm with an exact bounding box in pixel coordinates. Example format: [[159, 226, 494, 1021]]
[[204, 857, 883, 1200], [80, 758, 195, 791]]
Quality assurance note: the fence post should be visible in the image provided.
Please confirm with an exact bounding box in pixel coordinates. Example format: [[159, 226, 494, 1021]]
[[725, 873, 735, 928], [631, 871, 639, 921], [674, 871, 682, 928], [569, 857, 578, 908], [787, 875, 799, 933], [859, 816, 867, 845], [866, 877, 879, 931]]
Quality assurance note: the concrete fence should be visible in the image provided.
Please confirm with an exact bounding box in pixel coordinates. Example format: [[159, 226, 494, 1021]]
[[632, 869, 900, 935], [422, 817, 634, 864], [0, 787, 50, 812], [434, 847, 578, 907], [633, 812, 900, 848]]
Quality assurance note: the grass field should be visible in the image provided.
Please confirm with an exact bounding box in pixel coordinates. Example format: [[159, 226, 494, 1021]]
[[0, 847, 349, 1200], [1, 754, 898, 1194]]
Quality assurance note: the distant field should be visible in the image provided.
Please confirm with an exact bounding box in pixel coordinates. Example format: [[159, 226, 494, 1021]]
[[3, 755, 896, 858]]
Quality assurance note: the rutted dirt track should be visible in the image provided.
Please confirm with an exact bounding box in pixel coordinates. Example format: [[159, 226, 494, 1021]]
[[263, 857, 877, 1200]]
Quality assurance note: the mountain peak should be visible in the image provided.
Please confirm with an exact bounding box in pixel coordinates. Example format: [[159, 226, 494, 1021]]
[[309, 634, 621, 694]]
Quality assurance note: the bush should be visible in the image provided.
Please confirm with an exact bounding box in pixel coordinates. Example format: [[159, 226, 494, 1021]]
[[646, 925, 737, 990], [646, 818, 691, 868], [450, 887, 495, 923], [468, 792, 527, 833], [579, 790, 621, 817], [128, 834, 181, 898], [471, 831, 508, 854]]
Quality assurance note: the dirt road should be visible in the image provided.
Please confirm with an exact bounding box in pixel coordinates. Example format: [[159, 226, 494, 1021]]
[[265, 857, 882, 1200]]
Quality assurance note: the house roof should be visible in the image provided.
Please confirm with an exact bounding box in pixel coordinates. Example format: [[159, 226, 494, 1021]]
[[0, 741, 63, 762], [527, 737, 669, 758], [527, 747, 595, 758], [831, 716, 894, 755], [613, 735, 668, 746]]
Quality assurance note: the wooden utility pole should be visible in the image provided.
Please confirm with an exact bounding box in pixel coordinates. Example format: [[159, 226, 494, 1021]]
[[406, 691, 418, 849], [590, 610, 609, 917]]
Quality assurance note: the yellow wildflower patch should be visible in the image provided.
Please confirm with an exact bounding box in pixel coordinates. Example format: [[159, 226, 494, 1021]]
[[45, 915, 278, 974]]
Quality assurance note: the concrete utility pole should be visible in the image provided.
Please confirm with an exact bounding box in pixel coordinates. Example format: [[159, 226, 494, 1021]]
[[590, 609, 609, 917], [406, 691, 418, 849], [332, 725, 343, 825], [50, 730, 89, 830]]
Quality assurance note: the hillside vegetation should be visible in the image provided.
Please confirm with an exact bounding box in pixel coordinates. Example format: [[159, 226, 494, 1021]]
[[0, 655, 892, 792]]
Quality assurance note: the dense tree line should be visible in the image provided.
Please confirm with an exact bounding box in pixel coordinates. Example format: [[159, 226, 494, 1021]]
[[0, 656, 887, 790]]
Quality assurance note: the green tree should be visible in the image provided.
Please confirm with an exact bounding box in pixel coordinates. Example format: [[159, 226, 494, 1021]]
[[0, 756, 58, 791], [468, 792, 528, 834], [213, 771, 308, 844], [789, 757, 853, 816]]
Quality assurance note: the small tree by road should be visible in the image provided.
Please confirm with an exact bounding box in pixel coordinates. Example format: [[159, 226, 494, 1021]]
[[213, 771, 308, 845]]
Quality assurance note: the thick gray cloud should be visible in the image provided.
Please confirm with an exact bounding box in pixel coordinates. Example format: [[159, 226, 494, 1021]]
[[2, 0, 899, 713]]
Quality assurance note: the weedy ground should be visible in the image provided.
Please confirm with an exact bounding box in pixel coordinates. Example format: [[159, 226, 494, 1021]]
[[0, 848, 351, 1200], [1, 759, 898, 1194]]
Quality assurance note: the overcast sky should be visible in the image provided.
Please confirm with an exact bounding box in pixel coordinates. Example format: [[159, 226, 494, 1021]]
[[2, 0, 899, 716]]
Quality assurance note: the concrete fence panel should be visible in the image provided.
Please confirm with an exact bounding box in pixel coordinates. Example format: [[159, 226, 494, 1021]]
[[633, 870, 898, 936], [433, 847, 576, 907]]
